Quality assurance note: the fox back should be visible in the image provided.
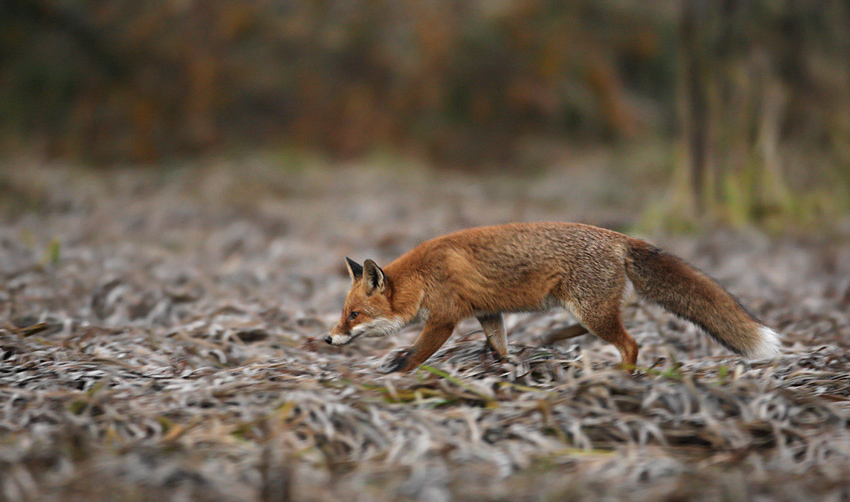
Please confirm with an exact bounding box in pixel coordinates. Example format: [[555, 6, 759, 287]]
[[327, 222, 780, 372]]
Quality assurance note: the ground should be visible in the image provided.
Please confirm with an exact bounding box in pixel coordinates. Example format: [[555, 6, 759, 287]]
[[1, 155, 849, 501]]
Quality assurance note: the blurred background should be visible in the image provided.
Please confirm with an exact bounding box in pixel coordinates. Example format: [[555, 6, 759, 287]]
[[1, 0, 849, 228], [2, 4, 850, 499]]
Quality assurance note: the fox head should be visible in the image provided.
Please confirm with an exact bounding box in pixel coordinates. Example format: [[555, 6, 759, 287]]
[[326, 258, 405, 346]]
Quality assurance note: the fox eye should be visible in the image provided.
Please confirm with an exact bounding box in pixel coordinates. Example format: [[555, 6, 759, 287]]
[[348, 311, 359, 320]]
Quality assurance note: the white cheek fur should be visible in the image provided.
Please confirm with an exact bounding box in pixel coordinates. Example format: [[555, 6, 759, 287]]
[[351, 317, 405, 338]]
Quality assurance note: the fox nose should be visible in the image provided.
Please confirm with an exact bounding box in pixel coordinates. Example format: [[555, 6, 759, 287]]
[[324, 335, 333, 344]]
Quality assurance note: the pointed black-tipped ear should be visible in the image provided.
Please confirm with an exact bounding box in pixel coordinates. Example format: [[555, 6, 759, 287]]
[[345, 257, 363, 282], [362, 259, 386, 295]]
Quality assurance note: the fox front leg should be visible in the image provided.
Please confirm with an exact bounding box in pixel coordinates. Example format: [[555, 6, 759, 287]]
[[476, 313, 508, 360], [379, 321, 456, 373]]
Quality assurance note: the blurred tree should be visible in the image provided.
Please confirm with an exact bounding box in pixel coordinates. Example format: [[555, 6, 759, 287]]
[[674, 0, 850, 226], [0, 0, 671, 164], [0, 0, 847, 211]]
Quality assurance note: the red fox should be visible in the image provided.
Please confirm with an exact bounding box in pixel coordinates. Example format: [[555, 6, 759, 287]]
[[326, 222, 781, 372]]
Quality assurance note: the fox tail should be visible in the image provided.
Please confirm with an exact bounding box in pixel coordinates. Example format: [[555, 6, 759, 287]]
[[624, 238, 780, 360]]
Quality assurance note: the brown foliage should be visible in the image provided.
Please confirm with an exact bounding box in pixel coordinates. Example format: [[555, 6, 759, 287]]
[[1, 1, 669, 164], [1, 0, 848, 173]]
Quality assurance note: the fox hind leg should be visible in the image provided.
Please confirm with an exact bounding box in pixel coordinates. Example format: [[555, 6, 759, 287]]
[[555, 271, 638, 370], [561, 284, 638, 370], [476, 313, 508, 359], [579, 306, 639, 370]]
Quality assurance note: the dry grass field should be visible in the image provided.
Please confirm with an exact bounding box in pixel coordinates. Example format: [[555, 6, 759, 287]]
[[1, 157, 849, 501]]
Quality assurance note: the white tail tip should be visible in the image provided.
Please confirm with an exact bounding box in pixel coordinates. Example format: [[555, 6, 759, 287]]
[[748, 326, 782, 360]]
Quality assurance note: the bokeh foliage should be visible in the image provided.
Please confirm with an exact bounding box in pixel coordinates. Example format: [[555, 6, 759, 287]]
[[671, 0, 850, 227], [1, 0, 848, 185]]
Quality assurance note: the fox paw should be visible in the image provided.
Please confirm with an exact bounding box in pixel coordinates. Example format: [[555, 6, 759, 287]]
[[377, 347, 412, 373], [482, 341, 509, 362]]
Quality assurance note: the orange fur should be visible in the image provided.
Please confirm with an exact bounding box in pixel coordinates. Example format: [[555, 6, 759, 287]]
[[327, 222, 780, 372]]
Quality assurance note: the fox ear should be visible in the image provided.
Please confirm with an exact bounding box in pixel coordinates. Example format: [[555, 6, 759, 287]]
[[362, 259, 385, 295], [345, 257, 363, 282]]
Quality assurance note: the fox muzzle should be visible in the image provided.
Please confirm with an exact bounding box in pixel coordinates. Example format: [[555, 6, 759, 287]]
[[325, 332, 355, 345]]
